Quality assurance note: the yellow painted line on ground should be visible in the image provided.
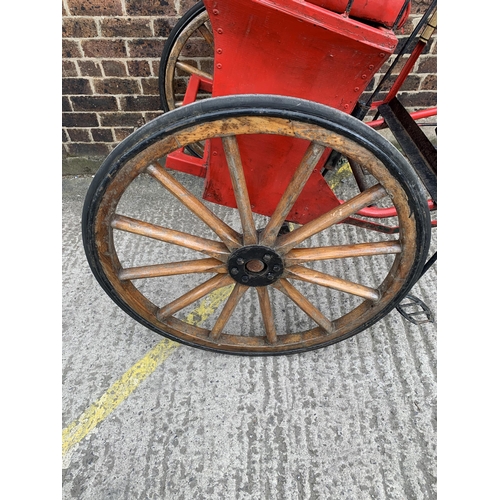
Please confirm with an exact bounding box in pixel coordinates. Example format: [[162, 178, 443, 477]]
[[62, 285, 234, 458], [327, 160, 352, 190]]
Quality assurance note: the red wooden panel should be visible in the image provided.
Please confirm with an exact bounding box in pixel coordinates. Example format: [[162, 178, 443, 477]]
[[308, 0, 410, 28]]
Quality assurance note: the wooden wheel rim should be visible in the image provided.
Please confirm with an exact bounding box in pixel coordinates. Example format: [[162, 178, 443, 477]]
[[164, 10, 212, 112], [93, 115, 421, 354]]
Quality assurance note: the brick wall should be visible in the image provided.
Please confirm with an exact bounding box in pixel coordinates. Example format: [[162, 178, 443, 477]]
[[62, 0, 436, 175]]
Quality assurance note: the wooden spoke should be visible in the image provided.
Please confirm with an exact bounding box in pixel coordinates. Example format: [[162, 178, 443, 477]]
[[221, 136, 258, 245], [257, 287, 278, 344], [111, 214, 230, 261], [259, 142, 326, 246], [146, 162, 241, 249], [285, 240, 402, 265], [118, 258, 225, 281], [273, 279, 334, 334], [349, 159, 371, 192], [157, 274, 234, 321], [197, 24, 214, 47], [276, 183, 387, 254], [210, 284, 248, 340], [287, 265, 380, 302], [175, 61, 213, 82]]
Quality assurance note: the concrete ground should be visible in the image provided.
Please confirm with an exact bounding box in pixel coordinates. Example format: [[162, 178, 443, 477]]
[[62, 174, 437, 500]]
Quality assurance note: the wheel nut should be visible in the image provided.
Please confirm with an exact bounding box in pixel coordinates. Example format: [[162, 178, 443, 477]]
[[263, 254, 272, 263], [241, 275, 249, 283], [272, 265, 281, 272], [230, 267, 239, 275], [267, 273, 275, 280], [236, 258, 245, 265]]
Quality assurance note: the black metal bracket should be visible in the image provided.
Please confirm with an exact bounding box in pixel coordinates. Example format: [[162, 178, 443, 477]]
[[378, 97, 437, 203]]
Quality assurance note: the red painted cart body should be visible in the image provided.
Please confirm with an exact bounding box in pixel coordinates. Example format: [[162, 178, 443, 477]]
[[166, 0, 411, 224]]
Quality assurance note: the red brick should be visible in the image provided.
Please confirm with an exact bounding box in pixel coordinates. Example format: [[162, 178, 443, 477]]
[[153, 18, 177, 37], [66, 0, 123, 16], [62, 18, 98, 38], [128, 39, 164, 58], [199, 59, 214, 75], [102, 60, 128, 77], [63, 60, 78, 77], [81, 40, 127, 58], [398, 91, 437, 108], [125, 0, 176, 16], [181, 0, 200, 11], [421, 74, 437, 91], [99, 112, 145, 127], [417, 56, 437, 73], [91, 128, 114, 142], [182, 38, 213, 58], [151, 60, 160, 77], [141, 78, 160, 95], [173, 78, 188, 94], [120, 95, 162, 111], [114, 128, 135, 141], [62, 78, 93, 95], [380, 54, 410, 75], [94, 78, 140, 94], [144, 111, 163, 122], [63, 39, 82, 58], [71, 96, 118, 111], [411, 0, 433, 15], [127, 60, 151, 77], [78, 60, 103, 77], [101, 17, 153, 37], [62, 96, 72, 112], [66, 142, 110, 157], [63, 112, 99, 127], [67, 128, 92, 142]]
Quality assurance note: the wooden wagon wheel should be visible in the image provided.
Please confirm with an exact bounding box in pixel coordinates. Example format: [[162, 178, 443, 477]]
[[82, 95, 431, 355], [159, 2, 213, 112]]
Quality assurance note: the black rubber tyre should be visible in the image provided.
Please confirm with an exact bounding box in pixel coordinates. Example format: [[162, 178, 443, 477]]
[[158, 1, 211, 113], [82, 94, 431, 356]]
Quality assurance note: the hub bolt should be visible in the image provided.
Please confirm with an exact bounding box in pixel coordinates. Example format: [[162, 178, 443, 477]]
[[241, 275, 249, 283], [230, 267, 239, 276], [236, 258, 245, 265]]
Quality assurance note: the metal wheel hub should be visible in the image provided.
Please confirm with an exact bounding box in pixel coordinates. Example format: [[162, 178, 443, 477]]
[[227, 246, 284, 287]]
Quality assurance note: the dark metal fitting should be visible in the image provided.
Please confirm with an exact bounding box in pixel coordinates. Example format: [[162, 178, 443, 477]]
[[227, 246, 284, 287]]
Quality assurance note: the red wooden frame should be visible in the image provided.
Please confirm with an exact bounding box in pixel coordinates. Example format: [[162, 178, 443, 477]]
[[164, 0, 436, 225]]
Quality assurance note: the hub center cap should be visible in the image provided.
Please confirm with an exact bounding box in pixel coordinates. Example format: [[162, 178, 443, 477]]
[[227, 246, 284, 287]]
